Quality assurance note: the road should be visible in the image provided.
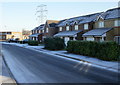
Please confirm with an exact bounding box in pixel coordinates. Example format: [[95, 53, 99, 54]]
[[1, 44, 119, 83]]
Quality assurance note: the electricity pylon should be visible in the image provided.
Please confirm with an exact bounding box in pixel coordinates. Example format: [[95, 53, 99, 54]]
[[35, 4, 48, 25]]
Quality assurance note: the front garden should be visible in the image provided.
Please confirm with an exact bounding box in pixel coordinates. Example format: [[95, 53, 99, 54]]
[[44, 37, 120, 61]]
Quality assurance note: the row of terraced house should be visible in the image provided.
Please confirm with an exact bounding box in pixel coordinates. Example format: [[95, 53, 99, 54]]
[[29, 7, 120, 45]]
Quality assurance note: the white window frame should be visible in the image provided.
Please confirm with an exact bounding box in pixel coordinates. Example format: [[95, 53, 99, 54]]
[[84, 24, 88, 30], [66, 26, 69, 31], [75, 25, 78, 30], [39, 30, 41, 33], [99, 21, 104, 28], [114, 20, 120, 26], [59, 27, 62, 31], [46, 28, 49, 33]]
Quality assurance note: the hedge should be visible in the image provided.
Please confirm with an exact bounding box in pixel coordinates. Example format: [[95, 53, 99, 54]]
[[28, 40, 39, 46], [19, 41, 28, 44], [44, 37, 65, 50], [66, 41, 120, 61]]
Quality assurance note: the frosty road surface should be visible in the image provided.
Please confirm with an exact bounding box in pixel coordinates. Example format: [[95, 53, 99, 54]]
[[2, 44, 119, 83]]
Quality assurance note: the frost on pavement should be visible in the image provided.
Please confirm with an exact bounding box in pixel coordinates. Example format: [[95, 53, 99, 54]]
[[0, 42, 2, 84]]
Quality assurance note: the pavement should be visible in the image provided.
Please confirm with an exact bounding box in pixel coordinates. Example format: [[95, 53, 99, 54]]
[[2, 42, 119, 73], [0, 44, 17, 84], [1, 43, 119, 83]]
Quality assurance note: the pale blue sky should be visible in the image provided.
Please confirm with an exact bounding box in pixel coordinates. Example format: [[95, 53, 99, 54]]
[[1, 2, 118, 31]]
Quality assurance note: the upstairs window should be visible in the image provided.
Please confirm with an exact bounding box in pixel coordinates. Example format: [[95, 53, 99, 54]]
[[114, 20, 120, 26], [46, 28, 49, 33], [59, 27, 62, 31], [99, 21, 104, 28], [34, 30, 36, 33], [84, 24, 88, 30], [39, 30, 41, 33], [32, 30, 34, 34], [75, 25, 78, 30], [7, 32, 11, 34], [66, 26, 69, 31]]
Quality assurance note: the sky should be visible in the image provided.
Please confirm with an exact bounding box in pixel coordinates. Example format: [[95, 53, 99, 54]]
[[0, 0, 119, 32]]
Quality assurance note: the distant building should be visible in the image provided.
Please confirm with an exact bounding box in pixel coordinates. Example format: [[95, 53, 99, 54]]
[[0, 31, 23, 41], [22, 30, 31, 39]]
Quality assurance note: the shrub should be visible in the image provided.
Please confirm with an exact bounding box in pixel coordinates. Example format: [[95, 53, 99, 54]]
[[28, 40, 39, 46], [66, 41, 120, 61], [19, 41, 28, 44], [44, 37, 65, 50]]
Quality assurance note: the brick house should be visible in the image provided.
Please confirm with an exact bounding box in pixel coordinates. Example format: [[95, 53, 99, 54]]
[[82, 7, 120, 44], [29, 24, 44, 42], [54, 13, 101, 44], [43, 20, 59, 39]]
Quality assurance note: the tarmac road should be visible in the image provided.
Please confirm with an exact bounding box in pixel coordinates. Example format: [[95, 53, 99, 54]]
[[1, 44, 119, 84]]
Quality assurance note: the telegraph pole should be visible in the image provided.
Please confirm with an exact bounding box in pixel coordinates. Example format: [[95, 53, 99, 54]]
[[35, 4, 48, 25]]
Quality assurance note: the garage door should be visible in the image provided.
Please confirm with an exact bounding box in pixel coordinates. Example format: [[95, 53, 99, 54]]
[[86, 37, 94, 41]]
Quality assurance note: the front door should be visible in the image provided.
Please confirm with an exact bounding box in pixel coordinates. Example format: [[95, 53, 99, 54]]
[[64, 37, 70, 45]]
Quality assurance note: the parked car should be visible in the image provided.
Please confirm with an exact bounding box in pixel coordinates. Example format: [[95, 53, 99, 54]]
[[19, 39, 29, 44], [8, 38, 20, 43], [22, 39, 29, 42]]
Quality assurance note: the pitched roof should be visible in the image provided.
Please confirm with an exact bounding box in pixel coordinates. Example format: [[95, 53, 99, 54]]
[[79, 13, 101, 24], [54, 30, 82, 37], [49, 23, 57, 28], [97, 7, 120, 20], [37, 24, 45, 30], [32, 24, 45, 31], [46, 20, 59, 28], [57, 13, 102, 27], [82, 28, 113, 37], [29, 33, 42, 37], [47, 20, 59, 24]]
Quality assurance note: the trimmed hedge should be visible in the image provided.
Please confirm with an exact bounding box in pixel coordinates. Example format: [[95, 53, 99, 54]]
[[66, 41, 120, 61], [28, 40, 39, 46], [19, 41, 28, 44], [44, 37, 65, 50]]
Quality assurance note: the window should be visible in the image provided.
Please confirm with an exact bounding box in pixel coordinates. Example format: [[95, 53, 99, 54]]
[[39, 30, 41, 33], [114, 20, 120, 26], [32, 30, 34, 34], [7, 32, 11, 34], [59, 27, 62, 31], [99, 21, 104, 28], [2, 36, 6, 39], [66, 26, 69, 31], [46, 28, 49, 33], [75, 25, 78, 30], [115, 36, 120, 45], [84, 24, 88, 30], [0, 36, 2, 39], [42, 30, 44, 33]]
